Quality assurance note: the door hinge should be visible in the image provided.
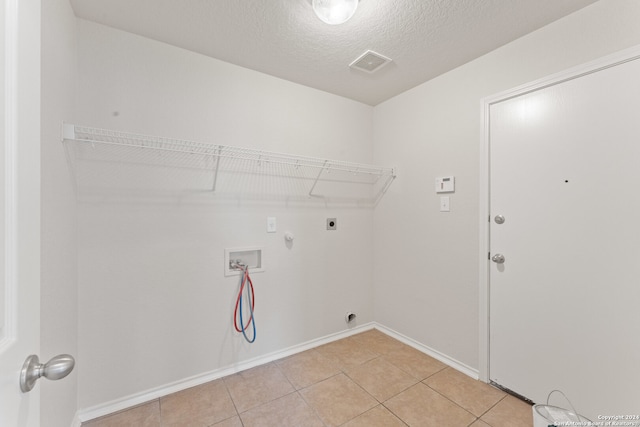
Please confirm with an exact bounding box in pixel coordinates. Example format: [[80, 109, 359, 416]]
[[488, 252, 491, 260]]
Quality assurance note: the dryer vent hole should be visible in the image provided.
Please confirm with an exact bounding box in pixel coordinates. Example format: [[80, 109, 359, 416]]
[[345, 312, 356, 323]]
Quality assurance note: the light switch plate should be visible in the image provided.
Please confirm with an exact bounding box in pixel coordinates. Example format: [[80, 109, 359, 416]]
[[440, 197, 450, 212], [267, 217, 277, 233]]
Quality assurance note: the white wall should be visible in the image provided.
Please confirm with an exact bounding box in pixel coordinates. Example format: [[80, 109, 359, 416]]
[[40, 0, 78, 425], [372, 0, 640, 371], [71, 0, 640, 413], [75, 20, 376, 409]]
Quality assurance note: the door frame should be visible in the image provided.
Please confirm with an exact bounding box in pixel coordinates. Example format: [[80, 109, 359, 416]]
[[478, 44, 640, 383], [0, 0, 42, 425]]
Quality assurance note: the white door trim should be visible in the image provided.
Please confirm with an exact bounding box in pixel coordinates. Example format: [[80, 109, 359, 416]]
[[478, 43, 640, 383], [0, 0, 19, 351]]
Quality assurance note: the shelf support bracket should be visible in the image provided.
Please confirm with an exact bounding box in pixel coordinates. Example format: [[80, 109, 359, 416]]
[[381, 168, 396, 194], [212, 146, 222, 192], [308, 160, 328, 197], [371, 168, 396, 203]]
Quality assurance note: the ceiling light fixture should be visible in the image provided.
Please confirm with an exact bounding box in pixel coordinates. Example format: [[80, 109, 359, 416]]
[[312, 0, 358, 25]]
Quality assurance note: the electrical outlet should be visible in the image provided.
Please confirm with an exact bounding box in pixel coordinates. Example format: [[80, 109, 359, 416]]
[[327, 218, 337, 230]]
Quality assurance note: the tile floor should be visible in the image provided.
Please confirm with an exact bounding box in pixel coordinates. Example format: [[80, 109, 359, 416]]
[[83, 329, 534, 427]]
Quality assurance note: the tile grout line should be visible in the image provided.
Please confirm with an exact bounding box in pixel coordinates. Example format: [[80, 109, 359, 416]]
[[342, 363, 420, 405], [273, 358, 334, 427], [296, 385, 329, 426], [419, 367, 510, 420], [473, 393, 508, 424], [377, 344, 449, 382], [421, 381, 480, 421], [294, 351, 380, 427], [379, 401, 410, 427], [221, 374, 245, 426], [334, 370, 376, 410], [361, 345, 450, 405]]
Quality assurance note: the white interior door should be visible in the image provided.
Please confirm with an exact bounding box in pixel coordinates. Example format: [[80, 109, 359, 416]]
[[488, 52, 640, 419], [0, 0, 41, 425]]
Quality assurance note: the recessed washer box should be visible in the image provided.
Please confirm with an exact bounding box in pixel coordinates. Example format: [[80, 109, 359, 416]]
[[224, 247, 264, 276]]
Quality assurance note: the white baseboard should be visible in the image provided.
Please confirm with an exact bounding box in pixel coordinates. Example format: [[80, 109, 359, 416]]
[[74, 321, 479, 425], [373, 323, 479, 380], [74, 322, 375, 424]]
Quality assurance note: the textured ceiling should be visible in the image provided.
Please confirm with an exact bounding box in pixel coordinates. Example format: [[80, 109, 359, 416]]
[[69, 0, 598, 105]]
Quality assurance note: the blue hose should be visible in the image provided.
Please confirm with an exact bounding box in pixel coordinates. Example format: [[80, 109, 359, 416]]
[[238, 268, 256, 343]]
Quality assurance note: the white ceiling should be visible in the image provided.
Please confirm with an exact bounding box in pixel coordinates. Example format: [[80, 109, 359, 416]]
[[69, 0, 598, 106]]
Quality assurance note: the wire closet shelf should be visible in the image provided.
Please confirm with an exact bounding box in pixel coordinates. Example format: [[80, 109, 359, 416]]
[[62, 124, 396, 201]]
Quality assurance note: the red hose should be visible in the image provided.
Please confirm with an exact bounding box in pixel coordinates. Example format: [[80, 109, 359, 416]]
[[233, 268, 255, 333]]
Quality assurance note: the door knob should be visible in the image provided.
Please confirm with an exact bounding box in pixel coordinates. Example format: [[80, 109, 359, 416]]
[[20, 354, 75, 393], [491, 253, 505, 264]]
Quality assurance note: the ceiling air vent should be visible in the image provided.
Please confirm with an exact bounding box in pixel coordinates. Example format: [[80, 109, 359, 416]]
[[349, 50, 392, 73]]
